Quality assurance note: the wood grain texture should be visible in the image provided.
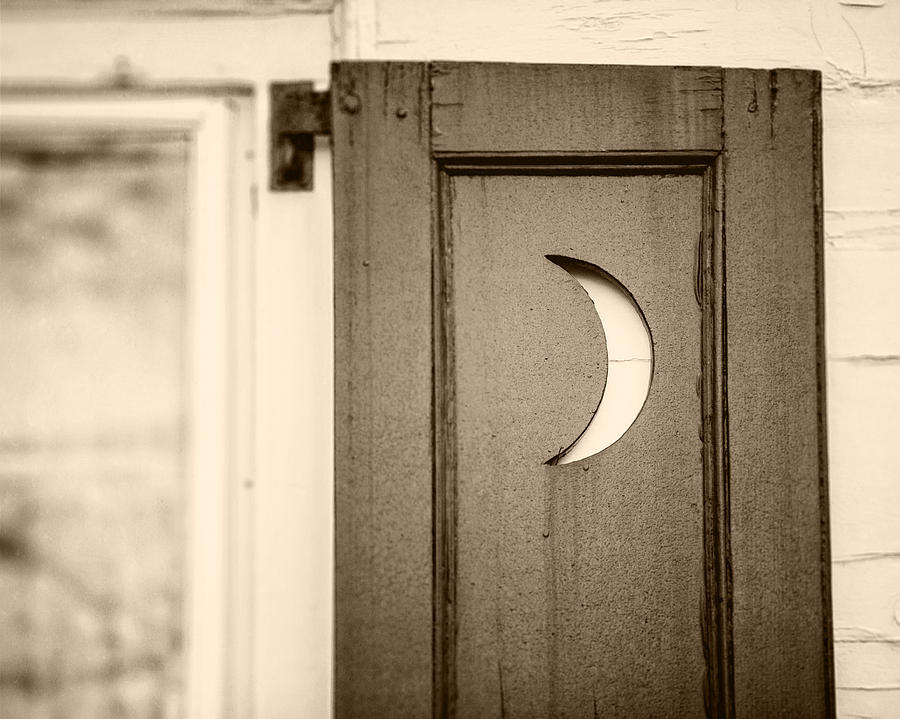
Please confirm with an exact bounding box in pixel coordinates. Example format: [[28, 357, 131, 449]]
[[431, 63, 723, 154], [333, 61, 831, 718], [447, 170, 708, 718], [332, 61, 433, 717], [722, 67, 834, 718]]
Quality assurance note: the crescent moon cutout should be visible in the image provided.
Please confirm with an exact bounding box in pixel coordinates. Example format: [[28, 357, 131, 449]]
[[545, 255, 654, 465]]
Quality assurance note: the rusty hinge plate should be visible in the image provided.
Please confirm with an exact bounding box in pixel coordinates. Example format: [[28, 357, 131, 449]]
[[270, 82, 331, 191]]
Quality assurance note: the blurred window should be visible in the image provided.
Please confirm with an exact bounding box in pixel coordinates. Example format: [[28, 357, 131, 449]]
[[0, 128, 190, 718]]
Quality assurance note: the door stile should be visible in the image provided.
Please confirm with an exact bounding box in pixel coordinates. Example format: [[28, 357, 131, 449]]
[[333, 61, 435, 718]]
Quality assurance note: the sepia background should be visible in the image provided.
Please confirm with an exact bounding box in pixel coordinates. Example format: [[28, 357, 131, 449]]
[[1, 1, 898, 717]]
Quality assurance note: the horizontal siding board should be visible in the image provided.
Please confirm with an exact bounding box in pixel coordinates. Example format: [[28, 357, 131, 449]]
[[827, 362, 900, 558], [832, 556, 900, 644], [365, 0, 900, 86], [823, 91, 900, 211], [835, 642, 900, 690], [825, 210, 900, 252], [836, 688, 900, 719], [825, 248, 900, 358]]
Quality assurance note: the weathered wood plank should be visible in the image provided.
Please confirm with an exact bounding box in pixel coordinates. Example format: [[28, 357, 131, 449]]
[[333, 61, 832, 718], [332, 61, 433, 717], [723, 67, 834, 718], [430, 62, 723, 153]]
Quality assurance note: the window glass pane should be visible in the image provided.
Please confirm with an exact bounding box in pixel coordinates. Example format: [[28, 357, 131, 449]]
[[0, 129, 189, 718]]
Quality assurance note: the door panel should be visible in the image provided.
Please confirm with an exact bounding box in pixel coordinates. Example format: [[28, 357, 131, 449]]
[[452, 173, 705, 717], [333, 62, 832, 719]]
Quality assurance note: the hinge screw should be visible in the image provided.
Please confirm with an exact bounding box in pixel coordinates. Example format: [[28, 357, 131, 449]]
[[340, 92, 361, 114]]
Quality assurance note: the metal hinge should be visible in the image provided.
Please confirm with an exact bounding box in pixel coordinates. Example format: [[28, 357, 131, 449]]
[[270, 82, 331, 191]]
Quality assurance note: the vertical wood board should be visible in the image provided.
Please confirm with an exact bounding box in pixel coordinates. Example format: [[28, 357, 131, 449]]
[[332, 61, 434, 717], [722, 67, 833, 718]]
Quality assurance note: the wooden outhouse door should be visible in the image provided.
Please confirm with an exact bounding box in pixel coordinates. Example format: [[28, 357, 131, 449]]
[[332, 62, 833, 718]]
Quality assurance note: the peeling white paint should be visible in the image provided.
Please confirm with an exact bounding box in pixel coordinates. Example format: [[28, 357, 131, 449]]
[[840, 0, 886, 8]]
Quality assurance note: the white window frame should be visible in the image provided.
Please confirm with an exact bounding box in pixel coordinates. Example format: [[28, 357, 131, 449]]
[[0, 93, 256, 718]]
